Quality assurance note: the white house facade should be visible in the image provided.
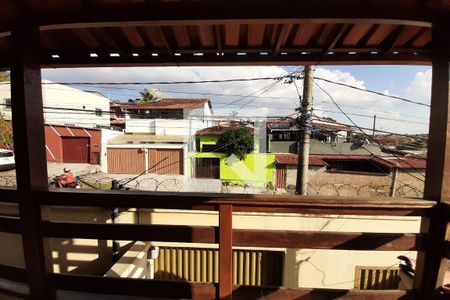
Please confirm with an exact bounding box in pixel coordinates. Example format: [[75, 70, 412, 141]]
[[0, 81, 110, 128]]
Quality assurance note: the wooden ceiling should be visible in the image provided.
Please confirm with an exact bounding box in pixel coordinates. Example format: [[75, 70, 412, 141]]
[[0, 0, 448, 67]]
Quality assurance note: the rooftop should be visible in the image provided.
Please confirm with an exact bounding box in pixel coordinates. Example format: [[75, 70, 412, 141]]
[[108, 134, 187, 144], [114, 99, 211, 110]]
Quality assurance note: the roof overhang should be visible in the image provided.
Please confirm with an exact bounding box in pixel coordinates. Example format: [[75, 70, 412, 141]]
[[0, 0, 448, 68]]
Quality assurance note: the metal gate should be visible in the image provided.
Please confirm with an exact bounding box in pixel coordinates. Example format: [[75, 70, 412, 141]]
[[107, 148, 146, 174], [195, 158, 220, 179], [62, 137, 90, 163], [275, 165, 287, 188], [148, 149, 184, 175], [154, 247, 283, 286]]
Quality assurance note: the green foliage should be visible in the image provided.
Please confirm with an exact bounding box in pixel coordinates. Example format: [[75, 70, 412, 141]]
[[0, 113, 13, 148], [216, 127, 254, 160], [0, 72, 9, 82], [136, 88, 160, 103]]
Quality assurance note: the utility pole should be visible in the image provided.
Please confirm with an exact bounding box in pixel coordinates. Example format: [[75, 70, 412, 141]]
[[372, 115, 377, 138], [389, 167, 399, 197], [295, 65, 314, 195]]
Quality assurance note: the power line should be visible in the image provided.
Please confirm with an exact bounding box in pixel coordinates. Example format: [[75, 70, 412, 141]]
[[0, 76, 284, 86], [314, 76, 430, 108], [313, 108, 429, 125], [312, 79, 426, 182]]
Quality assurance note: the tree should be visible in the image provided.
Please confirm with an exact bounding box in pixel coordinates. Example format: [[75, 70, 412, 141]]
[[136, 88, 161, 103], [0, 72, 10, 82], [0, 114, 13, 149], [216, 127, 254, 160]]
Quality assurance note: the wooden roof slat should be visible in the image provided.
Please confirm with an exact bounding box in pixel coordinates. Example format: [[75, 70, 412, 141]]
[[316, 24, 336, 47], [72, 28, 101, 48], [393, 26, 423, 47], [224, 24, 240, 47], [273, 24, 292, 54], [140, 26, 169, 49], [292, 23, 321, 46], [325, 24, 349, 52], [121, 26, 146, 48], [40, 32, 60, 51], [342, 23, 373, 46], [171, 25, 191, 48], [366, 24, 395, 46], [90, 27, 123, 52], [247, 24, 265, 47], [411, 28, 432, 47], [214, 25, 223, 52], [197, 25, 215, 47]]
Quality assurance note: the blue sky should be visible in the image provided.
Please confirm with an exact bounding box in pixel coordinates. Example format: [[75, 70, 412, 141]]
[[321, 65, 430, 96]]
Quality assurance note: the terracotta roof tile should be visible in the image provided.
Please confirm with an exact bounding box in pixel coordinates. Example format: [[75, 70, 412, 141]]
[[275, 153, 327, 166], [121, 98, 211, 110]]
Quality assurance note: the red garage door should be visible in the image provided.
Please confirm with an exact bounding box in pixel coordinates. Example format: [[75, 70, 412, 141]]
[[62, 137, 90, 163]]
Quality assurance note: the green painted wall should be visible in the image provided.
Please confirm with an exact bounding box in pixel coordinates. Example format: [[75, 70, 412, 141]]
[[197, 134, 260, 153], [190, 152, 275, 186], [190, 135, 275, 186], [198, 135, 219, 152]]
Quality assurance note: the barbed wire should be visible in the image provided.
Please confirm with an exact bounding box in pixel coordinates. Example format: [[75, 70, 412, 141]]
[[0, 174, 423, 198]]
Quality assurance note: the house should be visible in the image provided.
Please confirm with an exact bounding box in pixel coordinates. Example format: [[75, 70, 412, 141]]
[[103, 99, 213, 175], [44, 124, 102, 164], [274, 153, 426, 197], [0, 1, 448, 299], [122, 98, 213, 135], [0, 82, 116, 165], [0, 81, 110, 128], [267, 117, 353, 153], [193, 122, 275, 187]]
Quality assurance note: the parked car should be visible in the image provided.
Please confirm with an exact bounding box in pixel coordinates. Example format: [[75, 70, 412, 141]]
[[0, 149, 15, 171]]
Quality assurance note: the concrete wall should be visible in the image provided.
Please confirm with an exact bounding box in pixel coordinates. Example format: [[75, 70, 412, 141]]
[[279, 165, 425, 196], [0, 203, 114, 276], [135, 208, 420, 289], [0, 202, 421, 289], [100, 129, 124, 173], [125, 118, 208, 136], [268, 141, 297, 153]]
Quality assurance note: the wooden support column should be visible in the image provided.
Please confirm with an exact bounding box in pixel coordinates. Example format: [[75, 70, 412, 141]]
[[414, 22, 450, 299], [10, 25, 53, 299], [219, 204, 233, 300]]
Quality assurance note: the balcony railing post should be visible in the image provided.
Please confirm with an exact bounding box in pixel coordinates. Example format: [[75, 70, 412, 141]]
[[219, 204, 233, 300], [10, 24, 54, 299], [415, 22, 450, 299]]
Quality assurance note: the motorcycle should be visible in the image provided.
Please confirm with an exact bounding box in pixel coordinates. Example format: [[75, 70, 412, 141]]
[[48, 175, 80, 189]]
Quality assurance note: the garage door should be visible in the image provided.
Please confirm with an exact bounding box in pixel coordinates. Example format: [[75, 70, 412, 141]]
[[62, 137, 90, 163], [275, 165, 287, 188], [148, 149, 184, 175], [107, 148, 146, 174]]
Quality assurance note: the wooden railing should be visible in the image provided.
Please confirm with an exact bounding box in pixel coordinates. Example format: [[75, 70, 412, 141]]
[[1, 188, 447, 299]]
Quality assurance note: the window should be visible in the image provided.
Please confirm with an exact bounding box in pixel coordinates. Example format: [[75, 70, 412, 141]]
[[324, 159, 390, 175], [3, 98, 11, 109], [0, 151, 14, 157], [95, 108, 103, 116], [202, 144, 221, 152]]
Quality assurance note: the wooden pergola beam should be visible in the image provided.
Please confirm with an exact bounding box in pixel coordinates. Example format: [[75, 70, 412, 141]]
[[10, 24, 53, 299], [414, 22, 450, 299], [12, 0, 449, 32]]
